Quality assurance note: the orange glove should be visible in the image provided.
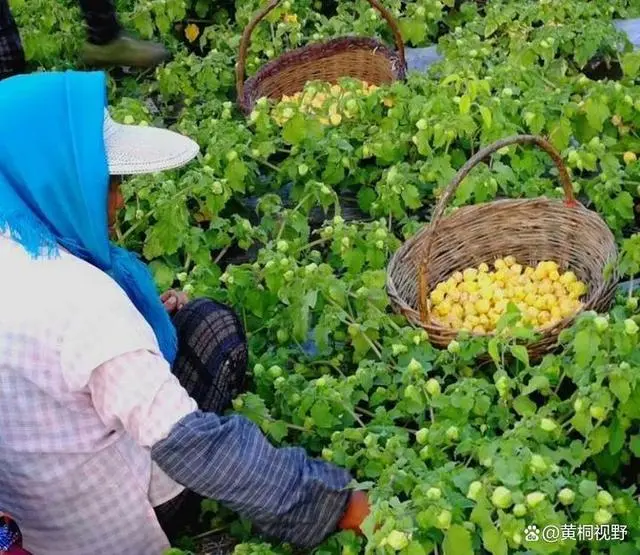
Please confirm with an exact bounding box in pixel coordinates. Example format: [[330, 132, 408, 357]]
[[338, 491, 370, 534]]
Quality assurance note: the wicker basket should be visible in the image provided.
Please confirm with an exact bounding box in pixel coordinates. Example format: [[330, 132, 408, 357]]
[[387, 135, 619, 359], [236, 0, 407, 115]]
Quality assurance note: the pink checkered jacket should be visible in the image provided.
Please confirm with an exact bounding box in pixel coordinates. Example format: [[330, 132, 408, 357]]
[[0, 235, 198, 554]]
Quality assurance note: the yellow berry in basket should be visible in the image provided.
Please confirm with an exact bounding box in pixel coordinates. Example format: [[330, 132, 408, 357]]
[[473, 325, 486, 335], [452, 271, 464, 283], [448, 289, 461, 303], [464, 302, 477, 316], [437, 300, 452, 316], [494, 258, 507, 270], [559, 271, 577, 285], [478, 262, 489, 273], [548, 269, 560, 282], [476, 298, 491, 314], [504, 255, 516, 267], [551, 306, 562, 320], [463, 268, 478, 281], [431, 289, 445, 304], [451, 304, 464, 319], [538, 310, 551, 325], [510, 263, 523, 276]]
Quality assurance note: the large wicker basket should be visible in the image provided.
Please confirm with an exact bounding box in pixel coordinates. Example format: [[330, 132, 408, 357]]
[[387, 135, 619, 359], [236, 0, 407, 115]]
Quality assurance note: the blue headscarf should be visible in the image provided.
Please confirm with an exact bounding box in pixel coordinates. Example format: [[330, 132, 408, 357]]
[[0, 71, 177, 364]]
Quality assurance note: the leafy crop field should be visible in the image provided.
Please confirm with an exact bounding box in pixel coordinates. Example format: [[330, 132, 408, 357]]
[[13, 0, 640, 553]]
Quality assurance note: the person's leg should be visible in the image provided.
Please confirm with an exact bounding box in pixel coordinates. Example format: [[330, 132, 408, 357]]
[[77, 0, 121, 45], [154, 298, 248, 541], [77, 0, 170, 68], [170, 298, 248, 414], [0, 0, 26, 81]]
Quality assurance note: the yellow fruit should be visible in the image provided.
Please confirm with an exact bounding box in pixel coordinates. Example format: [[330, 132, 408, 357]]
[[451, 304, 465, 319], [548, 269, 560, 281], [330, 113, 342, 126], [478, 262, 489, 273], [467, 281, 479, 293], [504, 255, 516, 267], [448, 289, 461, 303], [559, 271, 577, 285], [550, 306, 562, 321], [463, 302, 477, 316], [431, 289, 445, 304], [184, 23, 200, 43], [480, 287, 494, 301], [479, 314, 490, 326], [524, 266, 535, 277], [511, 263, 523, 275], [476, 299, 491, 314], [452, 271, 464, 283], [525, 293, 537, 307], [473, 325, 486, 334], [437, 301, 452, 317], [494, 258, 507, 270], [463, 268, 478, 281], [466, 315, 480, 326]]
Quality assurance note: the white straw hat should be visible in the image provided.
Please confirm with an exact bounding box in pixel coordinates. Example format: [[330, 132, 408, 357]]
[[104, 109, 200, 175]]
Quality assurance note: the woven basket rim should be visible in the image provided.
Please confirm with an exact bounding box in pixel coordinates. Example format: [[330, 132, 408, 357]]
[[238, 36, 406, 114]]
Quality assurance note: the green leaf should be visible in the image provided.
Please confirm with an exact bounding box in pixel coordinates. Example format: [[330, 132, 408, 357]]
[[479, 106, 492, 130], [406, 540, 427, 555], [482, 525, 508, 555], [522, 376, 549, 396], [609, 416, 626, 455], [310, 401, 336, 428], [513, 395, 536, 417], [584, 97, 610, 133], [488, 338, 500, 366], [573, 328, 598, 367], [589, 426, 610, 455], [629, 435, 640, 457], [459, 95, 471, 115], [509, 345, 529, 367], [609, 375, 631, 404], [443, 524, 473, 555], [579, 479, 597, 498]]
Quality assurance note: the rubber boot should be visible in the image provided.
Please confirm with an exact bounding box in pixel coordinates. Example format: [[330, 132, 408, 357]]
[[81, 31, 170, 69]]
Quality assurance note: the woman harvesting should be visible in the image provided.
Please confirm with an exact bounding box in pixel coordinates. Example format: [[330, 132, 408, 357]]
[[0, 71, 369, 555]]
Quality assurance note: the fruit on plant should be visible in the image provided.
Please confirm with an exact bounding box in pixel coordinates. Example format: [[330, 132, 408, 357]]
[[491, 486, 513, 509], [416, 428, 429, 445], [597, 490, 613, 506], [593, 316, 609, 331], [436, 509, 452, 530], [624, 318, 639, 335], [513, 503, 527, 517], [385, 530, 409, 551], [467, 481, 483, 501], [590, 406, 607, 420], [425, 378, 441, 396], [526, 491, 546, 508], [558, 488, 576, 505], [427, 487, 442, 500], [408, 358, 423, 372], [446, 426, 459, 441], [594, 509, 612, 525], [428, 259, 586, 333], [623, 151, 637, 165], [540, 418, 558, 432], [529, 454, 548, 473], [447, 340, 460, 354]]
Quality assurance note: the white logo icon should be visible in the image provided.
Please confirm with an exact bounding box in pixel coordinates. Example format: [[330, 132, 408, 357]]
[[525, 524, 540, 542]]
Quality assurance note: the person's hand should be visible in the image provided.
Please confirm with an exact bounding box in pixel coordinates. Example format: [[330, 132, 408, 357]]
[[338, 491, 370, 534], [160, 289, 189, 314]]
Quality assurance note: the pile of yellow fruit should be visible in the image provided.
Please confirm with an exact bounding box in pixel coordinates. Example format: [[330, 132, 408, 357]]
[[428, 257, 588, 334], [270, 79, 383, 127]]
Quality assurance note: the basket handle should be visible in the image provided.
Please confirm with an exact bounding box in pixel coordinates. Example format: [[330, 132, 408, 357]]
[[417, 134, 578, 322], [236, 0, 407, 103]]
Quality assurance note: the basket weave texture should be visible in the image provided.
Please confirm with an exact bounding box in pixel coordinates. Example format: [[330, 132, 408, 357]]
[[387, 135, 619, 359], [236, 0, 407, 115]]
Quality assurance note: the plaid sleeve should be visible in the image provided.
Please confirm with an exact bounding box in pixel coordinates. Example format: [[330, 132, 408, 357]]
[[151, 411, 352, 548], [88, 350, 198, 448]]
